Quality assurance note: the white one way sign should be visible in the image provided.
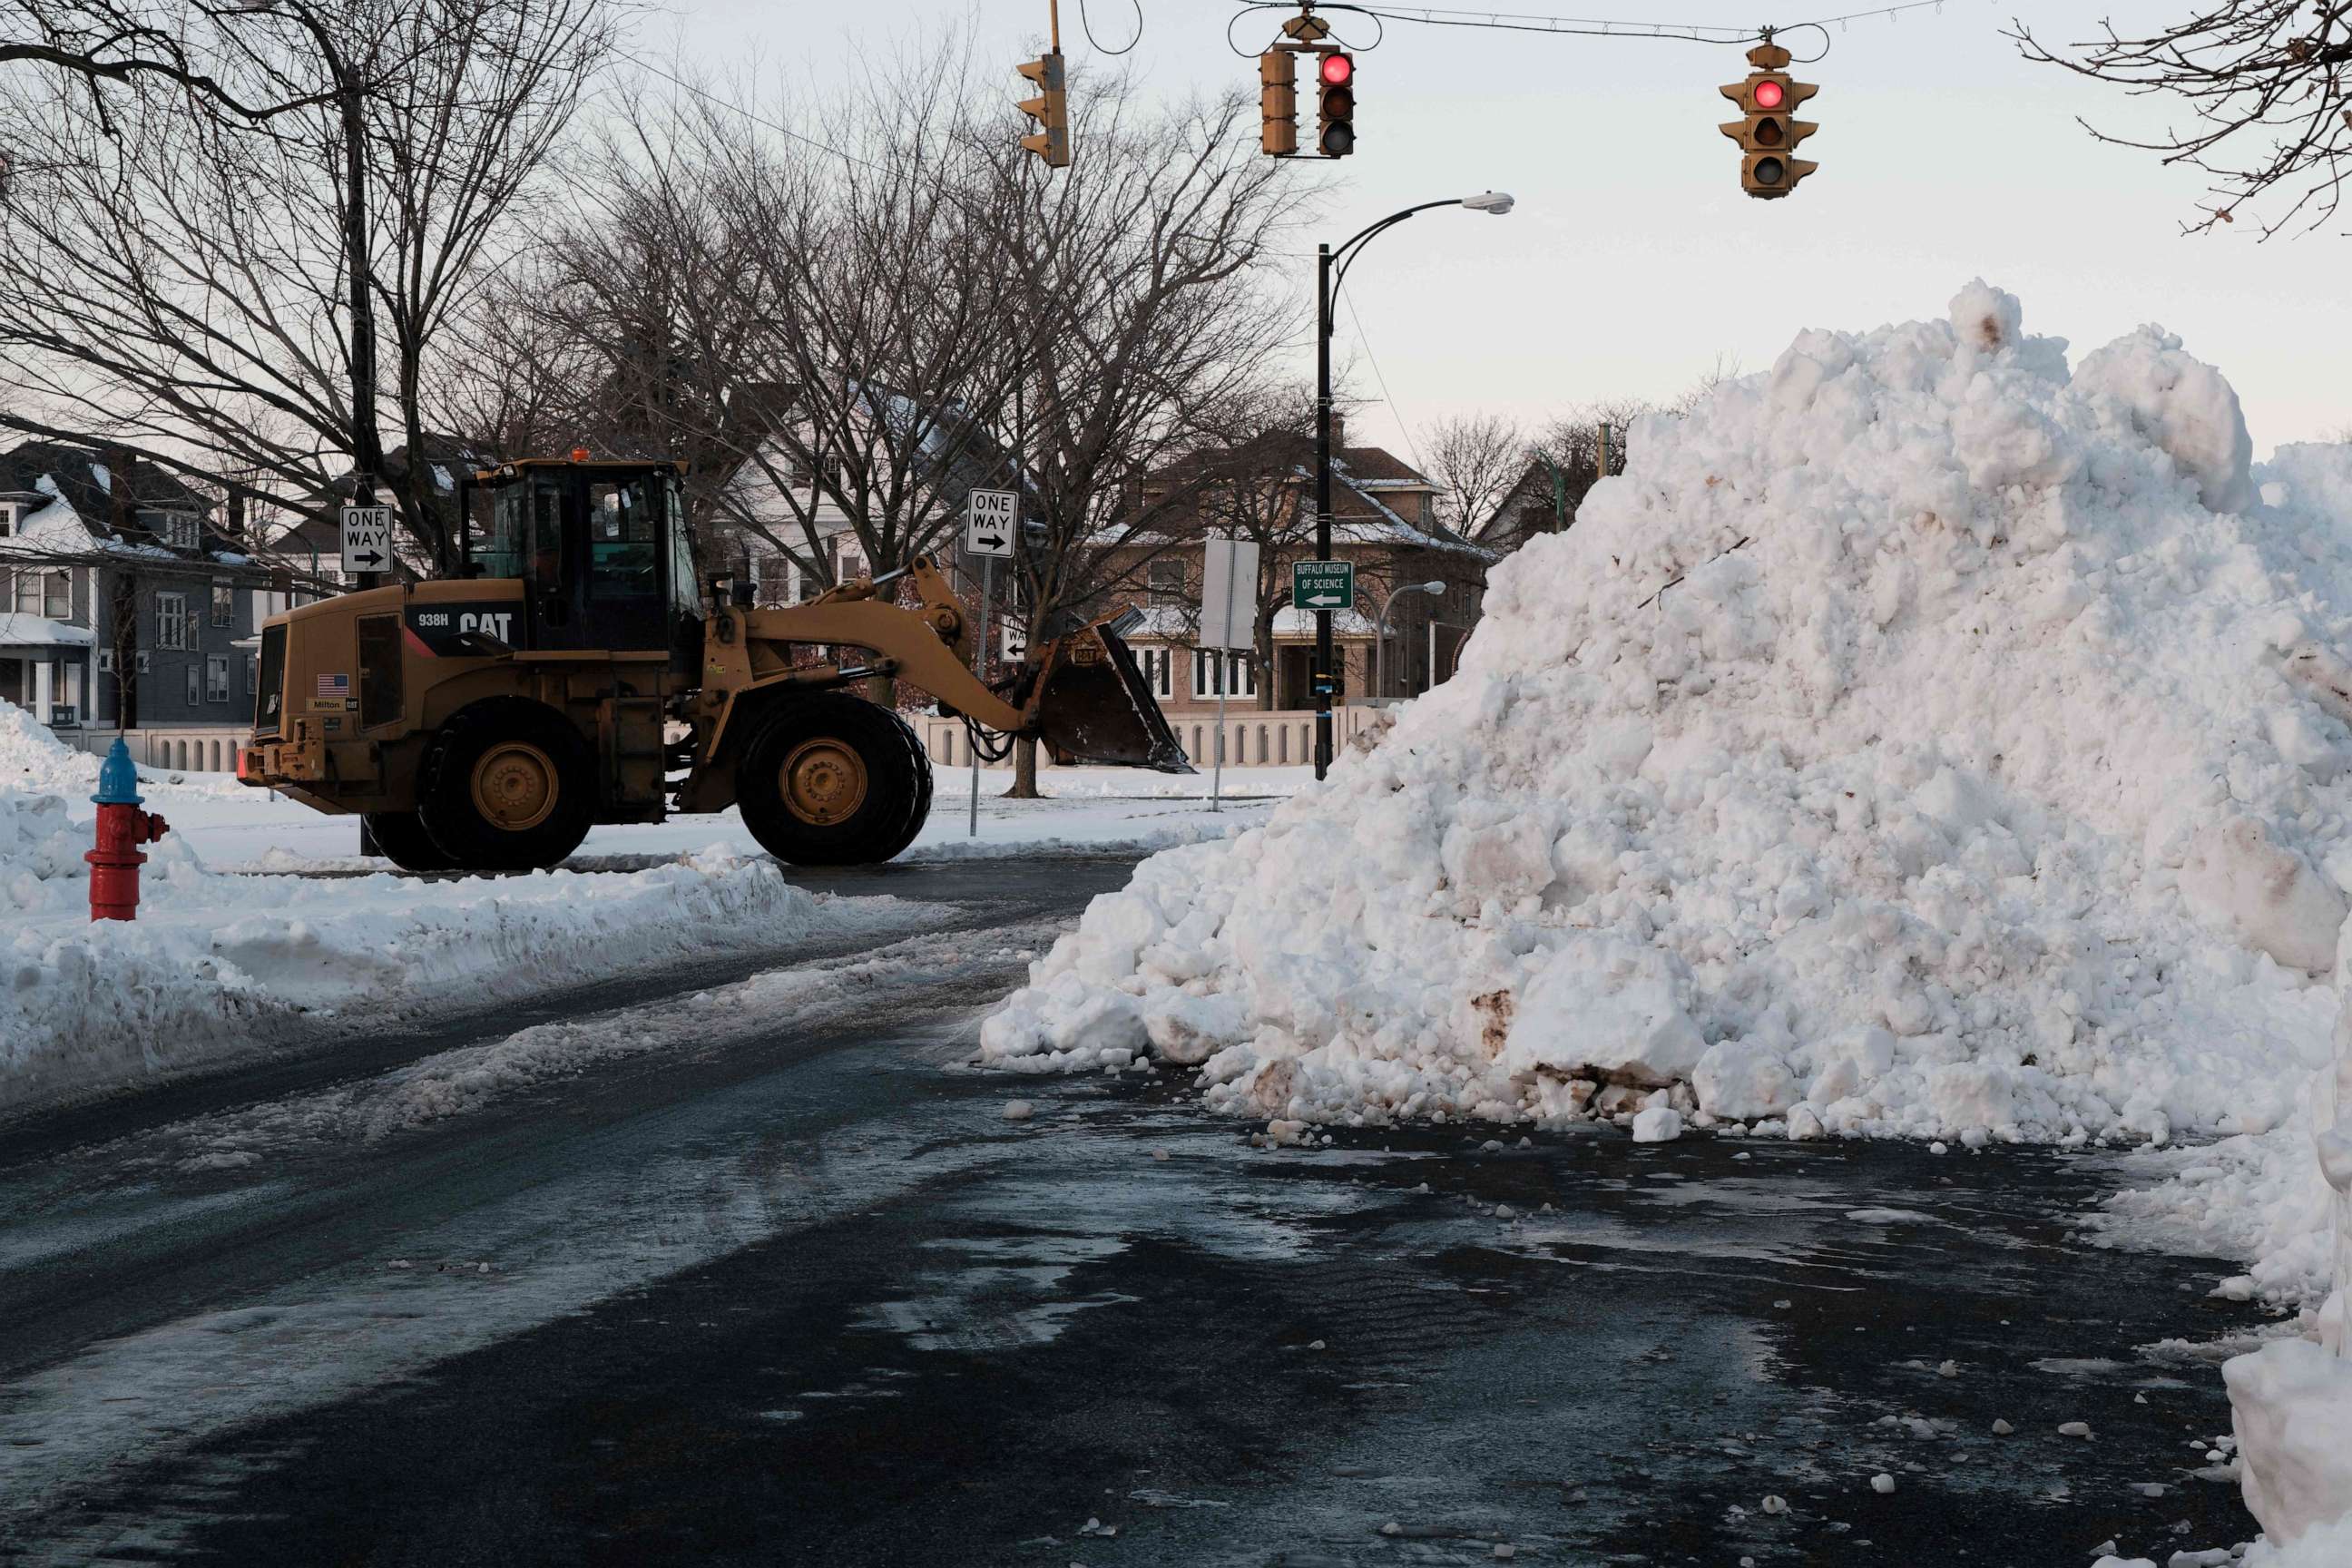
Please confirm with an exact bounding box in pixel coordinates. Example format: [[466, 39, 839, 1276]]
[[965, 488, 1016, 558], [339, 505, 394, 576]]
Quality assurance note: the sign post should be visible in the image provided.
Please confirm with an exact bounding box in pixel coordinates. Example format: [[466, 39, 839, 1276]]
[[1290, 558, 1354, 612], [965, 490, 1016, 838], [338, 505, 394, 583], [1199, 538, 1260, 812]]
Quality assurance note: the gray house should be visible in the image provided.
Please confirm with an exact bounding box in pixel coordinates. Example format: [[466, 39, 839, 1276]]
[[0, 441, 262, 769]]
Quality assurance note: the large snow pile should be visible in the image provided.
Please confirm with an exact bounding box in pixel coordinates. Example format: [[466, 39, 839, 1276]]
[[984, 282, 2352, 1157]]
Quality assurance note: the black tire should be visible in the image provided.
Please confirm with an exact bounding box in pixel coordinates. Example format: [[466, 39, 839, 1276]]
[[363, 810, 456, 873], [416, 699, 595, 872], [737, 693, 933, 867]]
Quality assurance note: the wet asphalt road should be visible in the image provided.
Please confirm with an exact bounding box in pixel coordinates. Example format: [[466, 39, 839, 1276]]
[[0, 852, 2272, 1566]]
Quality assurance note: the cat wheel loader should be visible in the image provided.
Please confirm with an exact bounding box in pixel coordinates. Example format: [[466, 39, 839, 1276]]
[[236, 456, 1191, 873]]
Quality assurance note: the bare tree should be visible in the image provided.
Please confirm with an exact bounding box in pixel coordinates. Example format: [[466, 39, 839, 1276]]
[[1420, 411, 1524, 535], [2014, 5, 2352, 237], [0, 1, 336, 123], [987, 82, 1307, 793], [0, 0, 617, 572]]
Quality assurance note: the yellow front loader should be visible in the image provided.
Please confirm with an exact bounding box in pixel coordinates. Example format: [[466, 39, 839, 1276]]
[[237, 456, 1189, 873]]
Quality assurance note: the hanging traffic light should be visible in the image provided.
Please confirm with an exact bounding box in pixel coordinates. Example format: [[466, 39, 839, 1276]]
[[1315, 48, 1355, 158], [1017, 52, 1070, 169], [1719, 41, 1817, 199], [1260, 48, 1298, 156]]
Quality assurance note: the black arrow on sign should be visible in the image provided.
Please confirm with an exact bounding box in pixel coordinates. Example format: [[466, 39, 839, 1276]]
[[352, 550, 385, 567], [975, 532, 1006, 551]]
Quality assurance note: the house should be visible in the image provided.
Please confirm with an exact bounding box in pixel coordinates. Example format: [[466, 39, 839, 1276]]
[[1105, 416, 1494, 720], [0, 441, 263, 767], [1477, 454, 1578, 556]]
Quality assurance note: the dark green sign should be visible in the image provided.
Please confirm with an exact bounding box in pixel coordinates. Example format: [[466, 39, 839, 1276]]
[[1291, 560, 1355, 612]]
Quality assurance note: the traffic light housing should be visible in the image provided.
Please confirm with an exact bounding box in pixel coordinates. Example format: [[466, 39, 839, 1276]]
[[1260, 48, 1298, 156], [1017, 52, 1070, 169], [1315, 48, 1355, 158], [1719, 42, 1817, 199]]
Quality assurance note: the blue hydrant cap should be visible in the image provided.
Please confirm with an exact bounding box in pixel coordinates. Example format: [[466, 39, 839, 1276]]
[[93, 738, 143, 807]]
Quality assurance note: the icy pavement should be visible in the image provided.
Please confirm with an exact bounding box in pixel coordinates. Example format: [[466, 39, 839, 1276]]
[[0, 1051, 2281, 1565]]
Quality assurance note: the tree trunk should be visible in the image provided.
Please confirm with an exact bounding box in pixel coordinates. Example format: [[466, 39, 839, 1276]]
[[110, 573, 139, 731], [1005, 734, 1041, 799]]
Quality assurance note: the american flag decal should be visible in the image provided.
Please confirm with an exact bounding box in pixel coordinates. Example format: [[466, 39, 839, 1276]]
[[317, 672, 350, 698]]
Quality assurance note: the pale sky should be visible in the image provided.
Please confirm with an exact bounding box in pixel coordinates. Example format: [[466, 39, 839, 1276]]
[[651, 1, 2352, 468]]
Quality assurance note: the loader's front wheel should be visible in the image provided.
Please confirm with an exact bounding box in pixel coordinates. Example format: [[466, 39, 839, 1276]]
[[417, 701, 594, 872], [363, 810, 456, 874], [739, 694, 931, 867]]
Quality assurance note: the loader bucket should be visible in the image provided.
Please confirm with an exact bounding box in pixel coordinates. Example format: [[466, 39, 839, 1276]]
[[1028, 620, 1195, 772]]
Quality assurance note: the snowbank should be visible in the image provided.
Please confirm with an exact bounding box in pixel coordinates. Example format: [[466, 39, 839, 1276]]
[[2, 783, 925, 1112], [983, 284, 2352, 1159]]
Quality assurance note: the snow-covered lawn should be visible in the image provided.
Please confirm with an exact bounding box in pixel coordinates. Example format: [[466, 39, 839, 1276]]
[[3, 714, 1282, 1117], [150, 762, 1303, 872]]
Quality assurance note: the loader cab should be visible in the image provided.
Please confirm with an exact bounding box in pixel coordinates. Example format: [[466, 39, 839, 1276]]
[[462, 456, 701, 671]]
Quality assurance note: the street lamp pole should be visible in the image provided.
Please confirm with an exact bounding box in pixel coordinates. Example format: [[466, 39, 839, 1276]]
[[1376, 581, 1446, 700], [1313, 191, 1513, 780]]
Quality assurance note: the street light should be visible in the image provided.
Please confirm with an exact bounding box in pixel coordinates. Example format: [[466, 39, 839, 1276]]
[[1375, 581, 1446, 700], [1314, 192, 1513, 779]]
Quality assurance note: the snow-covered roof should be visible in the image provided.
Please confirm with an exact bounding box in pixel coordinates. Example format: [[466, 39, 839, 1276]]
[[0, 613, 93, 647]]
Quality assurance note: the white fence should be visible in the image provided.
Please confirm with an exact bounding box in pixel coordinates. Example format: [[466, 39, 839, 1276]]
[[54, 726, 246, 775], [916, 706, 1385, 770]]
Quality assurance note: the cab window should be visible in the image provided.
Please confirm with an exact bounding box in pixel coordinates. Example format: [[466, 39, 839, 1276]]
[[586, 476, 660, 598]]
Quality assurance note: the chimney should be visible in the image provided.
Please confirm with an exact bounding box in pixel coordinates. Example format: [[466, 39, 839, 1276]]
[[227, 489, 247, 542], [1328, 410, 1347, 454]]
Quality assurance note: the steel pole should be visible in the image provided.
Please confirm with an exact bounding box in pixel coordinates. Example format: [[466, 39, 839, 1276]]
[[970, 554, 990, 838], [1314, 240, 1334, 781], [1211, 662, 1228, 812]]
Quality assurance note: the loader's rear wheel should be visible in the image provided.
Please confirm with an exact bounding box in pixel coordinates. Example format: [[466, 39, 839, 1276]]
[[739, 694, 931, 867], [363, 810, 455, 874], [417, 701, 594, 872]]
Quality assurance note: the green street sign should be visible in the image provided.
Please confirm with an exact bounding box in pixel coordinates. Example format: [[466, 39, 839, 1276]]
[[1292, 559, 1354, 612]]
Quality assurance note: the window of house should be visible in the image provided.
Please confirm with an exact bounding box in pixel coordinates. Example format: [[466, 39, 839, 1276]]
[[157, 591, 189, 651], [756, 554, 791, 604], [184, 663, 200, 705], [11, 569, 38, 614], [211, 579, 233, 626], [838, 552, 865, 583], [152, 514, 199, 551], [245, 654, 257, 695], [206, 655, 230, 702], [42, 572, 68, 619], [1136, 646, 1173, 700], [0, 504, 15, 537], [1147, 560, 1184, 605], [1191, 650, 1257, 701]]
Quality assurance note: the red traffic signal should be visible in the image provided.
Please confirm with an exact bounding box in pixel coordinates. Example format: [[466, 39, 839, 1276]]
[[1317, 48, 1355, 157]]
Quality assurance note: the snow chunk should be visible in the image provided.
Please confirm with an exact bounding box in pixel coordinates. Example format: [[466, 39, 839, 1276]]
[[1631, 1104, 1684, 1144], [2228, 1336, 2352, 1547], [2074, 324, 2255, 513]]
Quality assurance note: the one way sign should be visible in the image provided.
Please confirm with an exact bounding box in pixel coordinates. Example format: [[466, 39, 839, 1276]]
[[965, 489, 1016, 559], [339, 505, 394, 577]]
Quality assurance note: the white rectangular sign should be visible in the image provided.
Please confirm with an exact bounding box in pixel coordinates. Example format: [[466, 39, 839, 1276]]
[[1198, 536, 1260, 652], [965, 489, 1017, 558], [1000, 618, 1028, 663], [339, 505, 395, 576]]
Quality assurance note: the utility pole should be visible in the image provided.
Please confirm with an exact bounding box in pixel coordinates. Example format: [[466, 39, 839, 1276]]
[[1313, 239, 1335, 779]]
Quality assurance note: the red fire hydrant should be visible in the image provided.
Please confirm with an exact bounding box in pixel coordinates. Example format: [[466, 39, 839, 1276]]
[[87, 738, 169, 922]]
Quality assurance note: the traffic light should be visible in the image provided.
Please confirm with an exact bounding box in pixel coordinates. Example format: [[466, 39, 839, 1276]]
[[1017, 52, 1070, 169], [1718, 41, 1817, 199], [1315, 48, 1355, 158], [1259, 48, 1298, 157]]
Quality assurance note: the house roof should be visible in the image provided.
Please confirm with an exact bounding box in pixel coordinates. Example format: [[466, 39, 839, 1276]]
[[0, 441, 209, 542]]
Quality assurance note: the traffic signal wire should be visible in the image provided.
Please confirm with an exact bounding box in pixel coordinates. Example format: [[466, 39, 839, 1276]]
[[1230, 0, 1957, 59]]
